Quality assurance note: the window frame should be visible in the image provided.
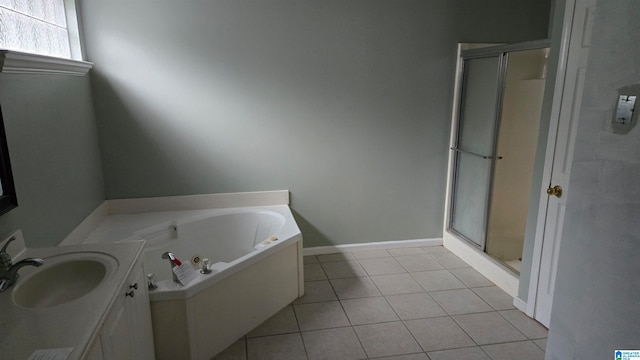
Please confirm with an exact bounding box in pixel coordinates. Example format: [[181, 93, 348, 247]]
[[0, 0, 92, 76]]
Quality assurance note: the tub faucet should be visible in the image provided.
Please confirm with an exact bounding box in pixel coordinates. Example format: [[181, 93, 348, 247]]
[[0, 236, 45, 292], [161, 251, 181, 284]]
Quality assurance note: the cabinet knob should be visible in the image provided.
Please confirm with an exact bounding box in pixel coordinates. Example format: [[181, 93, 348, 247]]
[[129, 283, 138, 290], [126, 290, 135, 298]]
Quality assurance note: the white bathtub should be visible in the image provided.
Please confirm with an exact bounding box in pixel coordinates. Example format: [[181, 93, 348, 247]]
[[84, 205, 304, 359]]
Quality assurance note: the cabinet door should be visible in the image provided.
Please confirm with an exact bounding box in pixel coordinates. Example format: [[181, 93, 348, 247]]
[[100, 262, 155, 360], [100, 295, 136, 359], [128, 265, 156, 359]]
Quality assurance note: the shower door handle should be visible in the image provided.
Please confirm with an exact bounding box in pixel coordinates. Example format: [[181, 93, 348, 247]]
[[546, 185, 563, 198], [450, 147, 503, 160]]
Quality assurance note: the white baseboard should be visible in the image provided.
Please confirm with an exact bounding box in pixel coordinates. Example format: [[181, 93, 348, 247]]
[[513, 297, 527, 312], [443, 231, 519, 297], [303, 238, 443, 256]]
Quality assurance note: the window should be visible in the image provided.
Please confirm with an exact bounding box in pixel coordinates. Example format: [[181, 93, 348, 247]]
[[0, 0, 70, 58], [0, 0, 90, 75]]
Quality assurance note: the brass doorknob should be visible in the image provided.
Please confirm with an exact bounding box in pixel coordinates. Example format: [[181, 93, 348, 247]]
[[546, 185, 563, 198]]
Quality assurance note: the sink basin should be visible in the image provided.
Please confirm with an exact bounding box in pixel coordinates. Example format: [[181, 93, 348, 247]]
[[12, 253, 117, 308]]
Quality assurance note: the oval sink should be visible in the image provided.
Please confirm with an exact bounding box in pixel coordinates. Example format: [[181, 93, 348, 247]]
[[12, 253, 116, 308]]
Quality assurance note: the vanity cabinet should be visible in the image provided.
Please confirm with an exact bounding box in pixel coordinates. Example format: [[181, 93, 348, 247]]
[[88, 260, 155, 359]]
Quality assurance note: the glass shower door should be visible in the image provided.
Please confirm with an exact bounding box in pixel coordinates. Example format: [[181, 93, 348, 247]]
[[449, 54, 505, 249]]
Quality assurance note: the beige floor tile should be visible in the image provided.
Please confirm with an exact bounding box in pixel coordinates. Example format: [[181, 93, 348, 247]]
[[387, 247, 425, 256], [371, 353, 429, 360], [499, 310, 548, 339], [411, 270, 466, 291], [246, 333, 307, 360], [225, 246, 544, 360], [533, 338, 547, 351], [395, 254, 444, 272], [341, 297, 399, 325], [352, 249, 392, 259], [294, 280, 338, 304], [358, 257, 407, 275], [293, 301, 350, 331], [354, 321, 422, 358], [430, 253, 470, 269], [430, 289, 493, 315], [304, 263, 327, 281], [371, 273, 424, 295], [248, 306, 299, 338], [301, 327, 366, 360], [405, 317, 475, 352], [427, 346, 490, 360], [481, 341, 545, 360], [449, 267, 494, 287], [330, 277, 382, 299], [471, 286, 515, 310], [385, 292, 447, 320], [212, 337, 246, 360], [420, 246, 450, 254], [321, 260, 367, 279], [304, 255, 319, 264], [453, 312, 526, 345]]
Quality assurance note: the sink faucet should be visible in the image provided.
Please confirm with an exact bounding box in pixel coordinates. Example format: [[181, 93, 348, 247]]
[[161, 251, 181, 284], [0, 236, 45, 292]]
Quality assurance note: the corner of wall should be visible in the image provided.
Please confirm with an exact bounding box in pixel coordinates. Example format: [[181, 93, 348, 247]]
[[58, 201, 109, 245]]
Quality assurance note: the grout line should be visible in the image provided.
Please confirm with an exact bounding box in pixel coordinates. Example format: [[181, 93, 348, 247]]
[[243, 249, 542, 359], [289, 303, 311, 360], [399, 318, 428, 354]]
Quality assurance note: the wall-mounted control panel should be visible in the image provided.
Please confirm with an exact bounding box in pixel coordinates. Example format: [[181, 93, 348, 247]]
[[612, 84, 640, 134]]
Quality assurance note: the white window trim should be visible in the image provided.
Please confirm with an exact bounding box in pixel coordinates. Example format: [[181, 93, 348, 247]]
[[65, 0, 85, 60], [0, 50, 92, 76]]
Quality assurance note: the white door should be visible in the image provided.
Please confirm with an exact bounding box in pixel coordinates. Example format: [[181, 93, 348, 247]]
[[527, 0, 595, 327]]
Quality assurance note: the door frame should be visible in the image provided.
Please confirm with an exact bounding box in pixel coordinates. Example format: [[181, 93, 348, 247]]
[[443, 0, 589, 323], [526, 0, 593, 324]]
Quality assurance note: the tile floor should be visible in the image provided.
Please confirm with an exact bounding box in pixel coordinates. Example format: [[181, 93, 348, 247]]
[[213, 246, 547, 360]]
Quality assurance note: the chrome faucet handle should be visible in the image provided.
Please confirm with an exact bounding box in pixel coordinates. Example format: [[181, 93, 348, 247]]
[[0, 236, 16, 269], [147, 273, 158, 290], [200, 258, 212, 274]]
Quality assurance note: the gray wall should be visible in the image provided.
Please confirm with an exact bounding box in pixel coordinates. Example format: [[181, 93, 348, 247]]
[[0, 73, 104, 247], [79, 0, 550, 248], [546, 1, 640, 358]]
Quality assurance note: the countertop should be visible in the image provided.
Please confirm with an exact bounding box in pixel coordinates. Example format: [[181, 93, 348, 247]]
[[0, 241, 145, 360]]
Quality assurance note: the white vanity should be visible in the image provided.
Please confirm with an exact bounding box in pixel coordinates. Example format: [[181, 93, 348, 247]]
[[0, 233, 155, 359]]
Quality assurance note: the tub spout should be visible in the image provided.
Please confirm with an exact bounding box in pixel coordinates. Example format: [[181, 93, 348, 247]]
[[161, 252, 181, 284]]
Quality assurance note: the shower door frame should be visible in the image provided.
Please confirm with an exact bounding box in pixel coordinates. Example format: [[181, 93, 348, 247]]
[[448, 40, 551, 252]]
